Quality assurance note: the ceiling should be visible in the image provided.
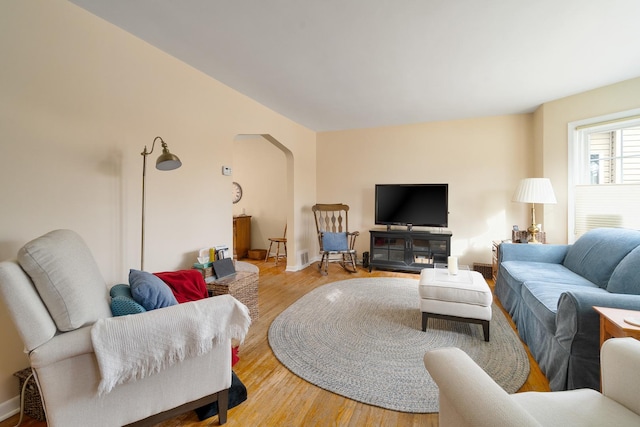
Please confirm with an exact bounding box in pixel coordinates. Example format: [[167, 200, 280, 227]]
[[70, 0, 640, 132]]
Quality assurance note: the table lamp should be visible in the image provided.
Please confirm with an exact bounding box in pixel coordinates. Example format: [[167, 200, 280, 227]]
[[512, 178, 557, 244]]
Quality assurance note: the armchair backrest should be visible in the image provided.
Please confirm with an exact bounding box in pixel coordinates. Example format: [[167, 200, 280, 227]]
[[0, 229, 112, 352], [0, 260, 57, 351], [601, 337, 640, 415]]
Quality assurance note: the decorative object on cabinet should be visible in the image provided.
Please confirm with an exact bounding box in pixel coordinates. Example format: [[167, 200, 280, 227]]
[[233, 215, 251, 259], [512, 229, 546, 244], [140, 136, 182, 270], [512, 178, 556, 244]]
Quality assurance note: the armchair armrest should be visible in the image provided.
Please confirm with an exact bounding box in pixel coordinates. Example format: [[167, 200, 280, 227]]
[[29, 326, 94, 369], [347, 231, 359, 250], [91, 294, 250, 394], [424, 347, 541, 427], [601, 338, 640, 415], [499, 243, 569, 264]]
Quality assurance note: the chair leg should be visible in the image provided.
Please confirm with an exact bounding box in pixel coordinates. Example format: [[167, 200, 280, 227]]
[[274, 242, 281, 265], [218, 388, 229, 425], [319, 253, 328, 275], [265, 241, 273, 262]]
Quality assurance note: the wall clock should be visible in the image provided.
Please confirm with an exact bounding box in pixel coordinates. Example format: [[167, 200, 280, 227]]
[[232, 181, 243, 204]]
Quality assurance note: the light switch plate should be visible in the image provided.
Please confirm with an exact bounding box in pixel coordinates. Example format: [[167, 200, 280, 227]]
[[222, 166, 232, 176]]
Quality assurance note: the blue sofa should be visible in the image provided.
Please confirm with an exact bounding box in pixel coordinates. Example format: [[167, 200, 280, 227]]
[[495, 228, 640, 391]]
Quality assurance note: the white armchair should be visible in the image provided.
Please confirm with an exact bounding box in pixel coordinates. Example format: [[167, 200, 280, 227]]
[[424, 337, 640, 427], [0, 230, 251, 426]]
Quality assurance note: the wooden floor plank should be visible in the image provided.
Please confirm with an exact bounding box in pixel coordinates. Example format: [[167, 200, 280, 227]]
[[0, 260, 549, 427]]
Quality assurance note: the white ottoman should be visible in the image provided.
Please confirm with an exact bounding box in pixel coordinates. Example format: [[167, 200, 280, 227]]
[[419, 268, 493, 341]]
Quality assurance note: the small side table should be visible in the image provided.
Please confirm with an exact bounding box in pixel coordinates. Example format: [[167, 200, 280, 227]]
[[593, 306, 640, 347], [207, 270, 259, 321]]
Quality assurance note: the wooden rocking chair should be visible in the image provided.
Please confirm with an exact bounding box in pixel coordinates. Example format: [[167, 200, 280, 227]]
[[312, 203, 359, 275]]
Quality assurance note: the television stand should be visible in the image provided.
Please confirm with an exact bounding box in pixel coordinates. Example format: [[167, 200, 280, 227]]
[[368, 228, 452, 273]]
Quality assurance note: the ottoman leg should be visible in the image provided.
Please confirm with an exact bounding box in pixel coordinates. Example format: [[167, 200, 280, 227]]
[[482, 320, 490, 342], [422, 312, 428, 332]]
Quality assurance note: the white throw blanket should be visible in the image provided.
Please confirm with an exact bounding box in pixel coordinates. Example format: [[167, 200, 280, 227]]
[[91, 294, 251, 395]]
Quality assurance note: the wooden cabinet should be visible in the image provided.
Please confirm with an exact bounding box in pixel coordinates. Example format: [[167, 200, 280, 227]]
[[369, 229, 451, 272], [233, 215, 251, 259]]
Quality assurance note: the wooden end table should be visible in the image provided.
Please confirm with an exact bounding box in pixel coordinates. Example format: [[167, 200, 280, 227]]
[[593, 306, 640, 347]]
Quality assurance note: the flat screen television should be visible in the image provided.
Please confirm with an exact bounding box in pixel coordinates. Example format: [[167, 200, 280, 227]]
[[375, 184, 448, 228]]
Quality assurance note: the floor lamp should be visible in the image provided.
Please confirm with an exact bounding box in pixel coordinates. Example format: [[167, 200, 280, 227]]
[[512, 178, 557, 244], [141, 136, 182, 270]]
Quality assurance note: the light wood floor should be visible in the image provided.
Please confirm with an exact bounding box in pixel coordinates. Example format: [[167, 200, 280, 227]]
[[1, 260, 549, 427]]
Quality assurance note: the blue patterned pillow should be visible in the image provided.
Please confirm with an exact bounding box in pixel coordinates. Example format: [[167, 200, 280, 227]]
[[109, 284, 147, 316], [322, 232, 348, 251], [129, 269, 178, 311]]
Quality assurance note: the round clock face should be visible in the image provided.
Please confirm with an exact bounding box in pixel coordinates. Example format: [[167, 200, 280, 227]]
[[232, 182, 243, 204]]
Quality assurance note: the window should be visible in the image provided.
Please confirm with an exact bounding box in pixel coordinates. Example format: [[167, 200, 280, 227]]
[[569, 111, 640, 242]]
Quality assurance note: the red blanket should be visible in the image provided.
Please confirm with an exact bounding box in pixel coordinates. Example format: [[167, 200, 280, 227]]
[[154, 269, 239, 366], [154, 270, 208, 303]]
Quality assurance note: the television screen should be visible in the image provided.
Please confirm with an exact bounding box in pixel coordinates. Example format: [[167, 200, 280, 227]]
[[375, 184, 448, 227]]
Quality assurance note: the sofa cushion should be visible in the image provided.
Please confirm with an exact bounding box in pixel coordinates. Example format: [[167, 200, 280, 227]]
[[501, 261, 598, 288], [521, 282, 606, 336], [563, 228, 640, 289], [129, 269, 178, 310], [17, 229, 112, 331], [607, 246, 640, 295]]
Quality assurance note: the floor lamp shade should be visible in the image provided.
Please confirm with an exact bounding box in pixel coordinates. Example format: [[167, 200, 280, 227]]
[[512, 178, 556, 243], [141, 136, 182, 270]]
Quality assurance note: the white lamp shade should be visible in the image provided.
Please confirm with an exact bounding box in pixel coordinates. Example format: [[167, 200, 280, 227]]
[[512, 178, 557, 204]]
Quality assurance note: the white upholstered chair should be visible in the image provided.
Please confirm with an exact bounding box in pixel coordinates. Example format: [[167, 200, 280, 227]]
[[423, 337, 640, 427], [0, 229, 250, 427]]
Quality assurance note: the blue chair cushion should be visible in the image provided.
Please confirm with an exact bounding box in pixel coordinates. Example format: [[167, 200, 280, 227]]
[[129, 269, 178, 311], [322, 232, 348, 251]]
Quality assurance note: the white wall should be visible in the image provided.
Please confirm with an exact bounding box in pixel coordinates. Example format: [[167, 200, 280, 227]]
[[316, 115, 535, 266], [232, 135, 288, 252], [0, 0, 316, 406], [534, 76, 640, 242]]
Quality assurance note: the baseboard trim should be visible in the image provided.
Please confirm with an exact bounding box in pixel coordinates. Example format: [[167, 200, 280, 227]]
[[0, 395, 20, 422]]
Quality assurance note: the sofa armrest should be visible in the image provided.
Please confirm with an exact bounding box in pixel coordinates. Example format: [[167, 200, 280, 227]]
[[556, 291, 640, 354], [555, 290, 640, 387], [424, 347, 541, 427], [601, 338, 640, 415], [499, 243, 569, 264]]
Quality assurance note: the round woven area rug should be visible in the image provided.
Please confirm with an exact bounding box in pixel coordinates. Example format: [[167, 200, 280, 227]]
[[268, 277, 529, 413]]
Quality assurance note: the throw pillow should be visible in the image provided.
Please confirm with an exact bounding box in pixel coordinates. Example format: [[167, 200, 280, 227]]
[[129, 269, 178, 311], [109, 284, 147, 316], [322, 232, 349, 251], [17, 229, 112, 331]]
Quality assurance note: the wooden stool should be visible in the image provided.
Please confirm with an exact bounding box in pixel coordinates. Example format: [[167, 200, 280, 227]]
[[266, 225, 287, 265]]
